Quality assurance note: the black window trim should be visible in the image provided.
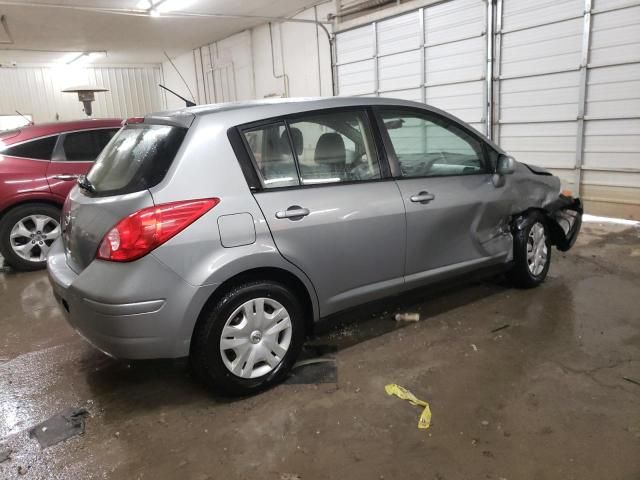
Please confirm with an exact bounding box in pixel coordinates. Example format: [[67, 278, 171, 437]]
[[228, 105, 394, 192], [372, 105, 497, 180]]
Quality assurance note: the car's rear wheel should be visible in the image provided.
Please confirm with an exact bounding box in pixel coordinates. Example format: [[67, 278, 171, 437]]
[[190, 280, 305, 396], [507, 212, 551, 288], [0, 203, 61, 271]]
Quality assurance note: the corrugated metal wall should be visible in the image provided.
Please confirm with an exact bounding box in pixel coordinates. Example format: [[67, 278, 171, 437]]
[[335, 0, 488, 134], [335, 0, 640, 215], [0, 65, 164, 122]]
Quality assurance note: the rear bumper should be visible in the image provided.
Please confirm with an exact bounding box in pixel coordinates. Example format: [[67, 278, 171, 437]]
[[47, 239, 215, 359]]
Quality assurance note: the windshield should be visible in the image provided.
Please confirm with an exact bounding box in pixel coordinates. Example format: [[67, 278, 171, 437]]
[[86, 124, 187, 196]]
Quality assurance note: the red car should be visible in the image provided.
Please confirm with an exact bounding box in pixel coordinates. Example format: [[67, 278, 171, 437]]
[[0, 119, 122, 271]]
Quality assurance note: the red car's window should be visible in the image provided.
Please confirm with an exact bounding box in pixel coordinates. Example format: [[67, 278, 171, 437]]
[[62, 129, 118, 162], [2, 135, 58, 160]]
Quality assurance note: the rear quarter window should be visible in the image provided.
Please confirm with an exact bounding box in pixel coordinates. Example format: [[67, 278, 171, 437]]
[[2, 135, 58, 160], [86, 124, 187, 196]]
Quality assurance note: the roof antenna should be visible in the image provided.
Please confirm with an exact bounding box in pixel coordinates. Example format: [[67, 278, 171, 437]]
[[162, 51, 197, 107], [15, 110, 33, 126], [158, 84, 196, 108]]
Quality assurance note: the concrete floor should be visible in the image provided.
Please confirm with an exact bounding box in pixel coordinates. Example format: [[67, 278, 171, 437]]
[[0, 222, 639, 480]]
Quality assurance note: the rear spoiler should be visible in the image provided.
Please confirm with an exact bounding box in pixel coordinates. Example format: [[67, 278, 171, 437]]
[[130, 111, 196, 129]]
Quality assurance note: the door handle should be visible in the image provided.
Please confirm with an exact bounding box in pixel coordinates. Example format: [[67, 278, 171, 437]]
[[410, 191, 435, 204], [275, 206, 310, 220], [53, 174, 80, 181]]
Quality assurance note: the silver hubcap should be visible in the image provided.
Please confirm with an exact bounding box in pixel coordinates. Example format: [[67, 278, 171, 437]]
[[527, 222, 548, 276], [9, 214, 60, 263], [219, 297, 292, 379]]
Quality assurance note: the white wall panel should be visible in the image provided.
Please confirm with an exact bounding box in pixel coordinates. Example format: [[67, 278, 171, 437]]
[[585, 63, 640, 118], [500, 18, 583, 78], [424, 36, 485, 85], [336, 0, 486, 130], [426, 80, 484, 124], [499, 71, 581, 122], [197, 3, 333, 102], [0, 65, 163, 122], [378, 50, 421, 92], [589, 4, 640, 66], [501, 0, 583, 31], [499, 122, 578, 168], [336, 25, 374, 64], [583, 119, 640, 172], [377, 11, 421, 56], [424, 0, 485, 45], [497, 0, 583, 191], [337, 59, 375, 95]]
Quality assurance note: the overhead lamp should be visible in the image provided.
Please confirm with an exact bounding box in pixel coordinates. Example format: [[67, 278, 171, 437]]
[[62, 85, 109, 117]]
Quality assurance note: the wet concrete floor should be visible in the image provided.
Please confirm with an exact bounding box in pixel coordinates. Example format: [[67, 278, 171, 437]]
[[0, 222, 639, 479]]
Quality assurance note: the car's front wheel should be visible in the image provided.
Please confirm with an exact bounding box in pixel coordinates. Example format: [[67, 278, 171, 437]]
[[507, 213, 551, 288], [190, 280, 305, 396], [0, 203, 62, 271]]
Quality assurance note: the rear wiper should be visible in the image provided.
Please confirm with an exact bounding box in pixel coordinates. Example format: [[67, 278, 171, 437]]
[[77, 175, 95, 194]]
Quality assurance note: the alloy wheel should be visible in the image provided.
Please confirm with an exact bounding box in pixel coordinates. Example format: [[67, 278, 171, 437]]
[[527, 222, 548, 276], [9, 214, 61, 263]]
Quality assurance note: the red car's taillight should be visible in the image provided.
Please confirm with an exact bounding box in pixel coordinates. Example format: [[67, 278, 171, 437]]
[[97, 198, 219, 262]]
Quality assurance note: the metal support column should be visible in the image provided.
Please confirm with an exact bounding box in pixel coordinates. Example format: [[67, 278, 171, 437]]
[[419, 8, 426, 104], [373, 22, 379, 96], [486, 0, 494, 138], [574, 0, 593, 195], [493, 0, 503, 142]]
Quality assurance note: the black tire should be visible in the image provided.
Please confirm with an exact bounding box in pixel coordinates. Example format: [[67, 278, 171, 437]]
[[190, 280, 305, 396], [507, 212, 552, 289], [0, 203, 61, 272]]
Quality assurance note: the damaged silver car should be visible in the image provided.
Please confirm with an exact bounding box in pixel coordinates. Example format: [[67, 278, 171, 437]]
[[47, 97, 582, 395]]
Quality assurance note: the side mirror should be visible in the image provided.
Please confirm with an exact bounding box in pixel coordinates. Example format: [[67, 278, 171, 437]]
[[496, 154, 515, 175]]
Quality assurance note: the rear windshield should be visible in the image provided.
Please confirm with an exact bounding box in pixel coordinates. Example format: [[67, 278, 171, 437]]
[[86, 124, 187, 196]]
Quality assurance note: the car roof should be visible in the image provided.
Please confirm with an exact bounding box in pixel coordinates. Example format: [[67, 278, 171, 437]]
[[0, 118, 122, 145], [145, 97, 503, 153]]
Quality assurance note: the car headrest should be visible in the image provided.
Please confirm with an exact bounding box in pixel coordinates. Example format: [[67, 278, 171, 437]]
[[282, 127, 303, 156], [314, 132, 345, 165]]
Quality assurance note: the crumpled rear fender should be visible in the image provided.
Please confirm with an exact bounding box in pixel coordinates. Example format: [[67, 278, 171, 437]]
[[513, 195, 583, 252]]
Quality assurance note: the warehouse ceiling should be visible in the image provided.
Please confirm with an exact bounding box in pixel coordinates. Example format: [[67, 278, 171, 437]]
[[0, 0, 325, 65]]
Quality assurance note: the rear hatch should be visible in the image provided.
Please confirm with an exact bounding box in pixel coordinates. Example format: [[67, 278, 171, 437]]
[[62, 121, 189, 273]]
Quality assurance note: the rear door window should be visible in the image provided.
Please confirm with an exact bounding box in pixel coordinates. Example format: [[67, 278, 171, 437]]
[[61, 129, 118, 161], [2, 136, 58, 160], [240, 109, 381, 189], [243, 122, 300, 188], [288, 110, 380, 185], [86, 124, 187, 196]]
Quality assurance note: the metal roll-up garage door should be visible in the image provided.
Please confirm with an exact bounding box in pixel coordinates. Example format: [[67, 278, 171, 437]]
[[335, 0, 488, 134], [582, 0, 640, 213], [494, 0, 585, 190], [494, 0, 640, 214]]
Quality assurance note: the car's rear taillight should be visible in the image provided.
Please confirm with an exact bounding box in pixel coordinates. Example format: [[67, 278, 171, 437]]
[[97, 198, 219, 262]]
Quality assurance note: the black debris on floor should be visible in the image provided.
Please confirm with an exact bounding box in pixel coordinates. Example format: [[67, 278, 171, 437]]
[[28, 408, 89, 449]]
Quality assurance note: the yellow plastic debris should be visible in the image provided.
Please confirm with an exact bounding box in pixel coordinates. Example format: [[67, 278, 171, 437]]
[[385, 383, 432, 429]]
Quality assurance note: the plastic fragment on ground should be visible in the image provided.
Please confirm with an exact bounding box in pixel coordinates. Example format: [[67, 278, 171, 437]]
[[385, 383, 432, 429]]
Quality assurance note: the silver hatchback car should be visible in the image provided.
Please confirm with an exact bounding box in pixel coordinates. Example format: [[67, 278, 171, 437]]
[[47, 97, 582, 395]]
